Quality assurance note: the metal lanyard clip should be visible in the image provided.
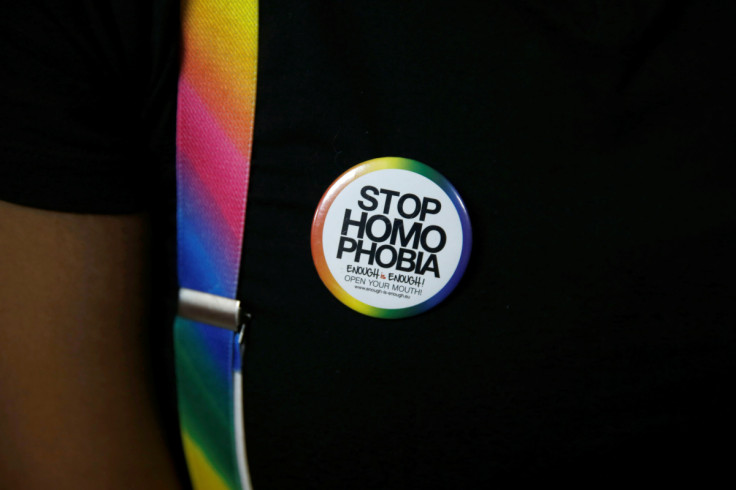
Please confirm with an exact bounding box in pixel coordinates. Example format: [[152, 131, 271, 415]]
[[178, 288, 245, 333]]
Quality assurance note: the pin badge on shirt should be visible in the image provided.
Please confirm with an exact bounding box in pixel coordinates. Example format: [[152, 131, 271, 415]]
[[311, 157, 472, 318]]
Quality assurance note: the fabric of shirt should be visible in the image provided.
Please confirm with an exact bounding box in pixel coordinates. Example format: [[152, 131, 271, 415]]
[[2, 1, 735, 488]]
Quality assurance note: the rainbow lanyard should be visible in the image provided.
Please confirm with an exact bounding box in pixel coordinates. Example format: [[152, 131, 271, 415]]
[[174, 1, 258, 489]]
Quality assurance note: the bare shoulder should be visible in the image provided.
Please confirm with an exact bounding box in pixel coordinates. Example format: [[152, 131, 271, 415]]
[[0, 200, 181, 489]]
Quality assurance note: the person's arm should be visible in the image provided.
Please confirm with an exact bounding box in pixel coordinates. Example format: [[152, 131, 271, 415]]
[[0, 200, 181, 489]]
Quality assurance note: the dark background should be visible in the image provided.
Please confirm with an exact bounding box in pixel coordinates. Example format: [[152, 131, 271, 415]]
[[2, 1, 734, 488]]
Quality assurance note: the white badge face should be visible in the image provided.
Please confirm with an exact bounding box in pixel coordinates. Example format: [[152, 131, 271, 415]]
[[311, 157, 472, 319]]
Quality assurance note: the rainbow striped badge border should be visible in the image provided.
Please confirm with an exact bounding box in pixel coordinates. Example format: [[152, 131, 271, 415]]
[[311, 157, 472, 319]]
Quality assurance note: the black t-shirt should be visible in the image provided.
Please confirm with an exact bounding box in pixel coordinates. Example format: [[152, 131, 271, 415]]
[[2, 1, 735, 488]]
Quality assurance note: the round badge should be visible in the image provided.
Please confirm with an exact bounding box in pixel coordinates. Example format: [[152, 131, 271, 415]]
[[311, 157, 472, 319]]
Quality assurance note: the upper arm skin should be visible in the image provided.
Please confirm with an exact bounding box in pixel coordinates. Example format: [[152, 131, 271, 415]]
[[0, 200, 181, 489]]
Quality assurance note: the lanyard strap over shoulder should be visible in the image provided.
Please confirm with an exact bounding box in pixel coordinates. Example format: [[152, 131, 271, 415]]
[[174, 1, 258, 489]]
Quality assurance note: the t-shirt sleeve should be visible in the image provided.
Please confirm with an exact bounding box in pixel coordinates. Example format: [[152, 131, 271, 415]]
[[0, 0, 178, 213]]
